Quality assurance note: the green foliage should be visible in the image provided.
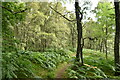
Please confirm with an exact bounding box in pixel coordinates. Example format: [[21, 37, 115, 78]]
[[84, 58, 115, 75], [83, 49, 102, 54], [66, 49, 115, 78], [28, 49, 70, 71], [2, 2, 27, 52], [69, 48, 77, 52], [2, 49, 70, 78], [1, 1, 119, 79], [9, 2, 72, 52], [67, 63, 107, 79], [46, 72, 55, 78], [2, 52, 35, 78], [2, 2, 74, 79], [55, 49, 73, 56], [83, 49, 115, 75], [82, 2, 115, 52]]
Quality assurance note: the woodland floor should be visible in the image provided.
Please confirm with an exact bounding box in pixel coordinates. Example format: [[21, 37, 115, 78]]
[[55, 54, 76, 78]]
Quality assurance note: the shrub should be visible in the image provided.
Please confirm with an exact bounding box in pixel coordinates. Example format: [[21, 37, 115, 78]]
[[2, 49, 71, 78], [67, 63, 107, 79], [2, 52, 35, 79], [66, 49, 115, 79]]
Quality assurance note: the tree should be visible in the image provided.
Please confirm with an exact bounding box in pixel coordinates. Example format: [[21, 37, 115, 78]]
[[114, 0, 120, 76], [95, 2, 115, 58], [83, 19, 99, 50], [75, 0, 83, 64], [2, 2, 27, 52], [49, 0, 90, 64], [68, 19, 77, 49], [14, 2, 71, 51]]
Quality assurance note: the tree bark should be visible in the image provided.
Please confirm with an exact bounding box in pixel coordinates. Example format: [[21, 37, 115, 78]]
[[105, 27, 108, 59], [114, 0, 120, 76], [75, 0, 83, 65]]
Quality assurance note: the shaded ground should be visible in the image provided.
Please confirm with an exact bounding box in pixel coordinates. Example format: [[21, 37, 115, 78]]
[[56, 63, 71, 78], [56, 53, 76, 78]]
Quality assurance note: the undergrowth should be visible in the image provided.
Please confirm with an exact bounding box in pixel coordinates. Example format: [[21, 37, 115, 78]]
[[66, 49, 119, 79], [2, 49, 72, 79]]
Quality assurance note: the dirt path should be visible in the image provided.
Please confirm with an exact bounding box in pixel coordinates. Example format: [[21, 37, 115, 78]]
[[56, 53, 76, 78], [56, 63, 71, 78]]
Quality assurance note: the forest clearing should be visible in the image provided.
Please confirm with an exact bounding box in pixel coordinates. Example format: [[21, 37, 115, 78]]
[[1, 0, 120, 79]]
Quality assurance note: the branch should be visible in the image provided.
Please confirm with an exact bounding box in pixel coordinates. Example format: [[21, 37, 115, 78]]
[[78, 8, 83, 21], [0, 5, 27, 14], [14, 8, 27, 14], [83, 37, 98, 41], [0, 5, 13, 13], [49, 6, 76, 22]]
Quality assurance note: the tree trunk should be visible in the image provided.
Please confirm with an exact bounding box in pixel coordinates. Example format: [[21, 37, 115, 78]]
[[105, 27, 108, 59], [100, 39, 103, 52], [71, 27, 75, 48], [99, 39, 102, 52], [75, 0, 83, 65], [114, 0, 120, 76], [103, 40, 105, 53]]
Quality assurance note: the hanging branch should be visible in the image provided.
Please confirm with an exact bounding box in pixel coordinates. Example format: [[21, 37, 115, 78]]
[[0, 5, 27, 14], [49, 6, 76, 22]]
